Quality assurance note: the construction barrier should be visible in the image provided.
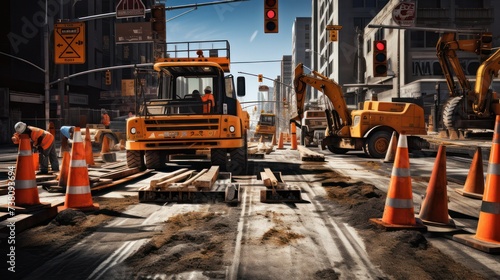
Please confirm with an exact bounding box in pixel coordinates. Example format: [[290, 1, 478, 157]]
[[454, 116, 500, 253], [455, 147, 484, 199], [418, 145, 455, 229], [14, 134, 42, 206], [58, 127, 99, 212], [370, 134, 426, 231]]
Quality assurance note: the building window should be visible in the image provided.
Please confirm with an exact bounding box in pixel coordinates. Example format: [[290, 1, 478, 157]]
[[354, 17, 372, 30], [354, 0, 387, 8], [455, 0, 483, 8], [410, 31, 439, 48]]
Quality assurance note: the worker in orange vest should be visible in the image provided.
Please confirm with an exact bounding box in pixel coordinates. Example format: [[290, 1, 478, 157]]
[[12, 122, 59, 174], [101, 109, 110, 128], [201, 86, 215, 113]]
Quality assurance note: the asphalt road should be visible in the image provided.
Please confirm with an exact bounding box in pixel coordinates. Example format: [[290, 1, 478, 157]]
[[1, 144, 500, 279]]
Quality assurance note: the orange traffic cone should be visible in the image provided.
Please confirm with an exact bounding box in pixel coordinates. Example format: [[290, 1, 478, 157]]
[[14, 135, 42, 206], [418, 145, 455, 228], [290, 123, 297, 150], [58, 127, 99, 212], [57, 151, 71, 188], [370, 134, 426, 231], [277, 132, 284, 149], [101, 134, 110, 154], [455, 147, 484, 199], [383, 131, 397, 163], [454, 115, 500, 253], [84, 127, 95, 166]]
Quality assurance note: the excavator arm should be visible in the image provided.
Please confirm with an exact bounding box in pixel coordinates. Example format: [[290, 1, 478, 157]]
[[436, 32, 478, 96], [473, 48, 500, 115], [291, 63, 352, 129]]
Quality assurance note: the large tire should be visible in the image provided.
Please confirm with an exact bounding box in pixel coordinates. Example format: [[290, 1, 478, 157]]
[[145, 150, 165, 169], [227, 146, 247, 175], [365, 130, 392, 158], [442, 96, 463, 130], [126, 150, 144, 169], [327, 145, 348, 154], [211, 148, 227, 168], [300, 128, 306, 145]]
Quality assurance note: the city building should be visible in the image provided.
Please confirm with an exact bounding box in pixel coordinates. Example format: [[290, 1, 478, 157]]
[[365, 0, 500, 128], [0, 0, 155, 143]]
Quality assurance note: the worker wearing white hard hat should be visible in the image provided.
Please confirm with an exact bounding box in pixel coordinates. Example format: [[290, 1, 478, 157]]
[[12, 122, 59, 174], [201, 86, 215, 113]]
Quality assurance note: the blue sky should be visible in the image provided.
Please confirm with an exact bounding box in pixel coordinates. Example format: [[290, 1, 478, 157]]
[[165, 0, 312, 102]]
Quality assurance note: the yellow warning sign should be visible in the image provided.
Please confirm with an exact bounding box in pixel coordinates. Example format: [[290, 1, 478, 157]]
[[54, 22, 85, 64]]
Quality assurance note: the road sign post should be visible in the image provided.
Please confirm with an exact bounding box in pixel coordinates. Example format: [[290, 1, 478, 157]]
[[54, 22, 86, 64]]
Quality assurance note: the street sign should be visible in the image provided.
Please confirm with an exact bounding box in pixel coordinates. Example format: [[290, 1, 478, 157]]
[[116, 0, 146, 19], [54, 22, 85, 64], [392, 1, 416, 27], [116, 22, 153, 44]]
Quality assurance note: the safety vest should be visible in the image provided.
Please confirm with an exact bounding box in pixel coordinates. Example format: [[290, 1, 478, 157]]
[[101, 114, 110, 126], [201, 94, 215, 113], [28, 126, 54, 150]]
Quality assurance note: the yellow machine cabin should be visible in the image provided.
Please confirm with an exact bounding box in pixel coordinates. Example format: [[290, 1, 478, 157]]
[[126, 40, 248, 174], [254, 113, 276, 141], [291, 63, 427, 158]]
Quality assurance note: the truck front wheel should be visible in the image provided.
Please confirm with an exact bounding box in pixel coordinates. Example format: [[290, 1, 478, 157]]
[[365, 130, 392, 158], [127, 150, 145, 169]]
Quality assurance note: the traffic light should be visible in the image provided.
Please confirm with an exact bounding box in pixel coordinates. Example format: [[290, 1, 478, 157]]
[[264, 0, 278, 33], [373, 40, 387, 77], [151, 4, 166, 41], [258, 74, 263, 82], [105, 70, 111, 85]]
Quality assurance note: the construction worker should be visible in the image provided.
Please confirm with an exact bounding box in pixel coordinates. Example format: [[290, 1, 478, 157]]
[[101, 109, 110, 128], [12, 122, 59, 174], [201, 86, 215, 113]]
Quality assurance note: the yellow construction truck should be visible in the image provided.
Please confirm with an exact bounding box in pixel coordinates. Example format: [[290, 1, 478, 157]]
[[253, 113, 276, 141], [126, 40, 249, 174], [291, 63, 427, 158]]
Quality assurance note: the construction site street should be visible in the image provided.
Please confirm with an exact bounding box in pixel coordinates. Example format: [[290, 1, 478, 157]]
[[0, 139, 499, 279]]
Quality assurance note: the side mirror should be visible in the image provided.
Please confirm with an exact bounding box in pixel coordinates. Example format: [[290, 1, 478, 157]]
[[237, 76, 246, 97]]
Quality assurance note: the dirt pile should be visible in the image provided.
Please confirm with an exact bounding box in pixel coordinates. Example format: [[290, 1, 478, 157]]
[[323, 176, 487, 280]]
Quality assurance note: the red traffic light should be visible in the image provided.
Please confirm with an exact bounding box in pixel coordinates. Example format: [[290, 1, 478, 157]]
[[375, 41, 386, 51], [373, 40, 387, 77], [264, 0, 278, 33], [266, 10, 276, 19]]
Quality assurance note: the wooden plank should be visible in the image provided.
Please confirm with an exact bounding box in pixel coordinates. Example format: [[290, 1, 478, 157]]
[[91, 169, 154, 191], [149, 168, 189, 189], [193, 166, 219, 189], [0, 206, 58, 237], [100, 167, 141, 180], [170, 169, 208, 189], [155, 170, 195, 189], [261, 168, 278, 187]]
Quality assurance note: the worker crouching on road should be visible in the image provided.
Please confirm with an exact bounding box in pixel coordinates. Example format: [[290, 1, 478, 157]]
[[12, 122, 59, 174]]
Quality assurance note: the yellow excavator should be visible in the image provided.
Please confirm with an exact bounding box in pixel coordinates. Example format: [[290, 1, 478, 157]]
[[437, 32, 500, 131], [291, 63, 427, 158]]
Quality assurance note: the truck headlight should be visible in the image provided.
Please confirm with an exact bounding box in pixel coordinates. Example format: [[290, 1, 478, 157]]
[[130, 127, 137, 134], [229, 125, 235, 133], [353, 116, 360, 127]]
